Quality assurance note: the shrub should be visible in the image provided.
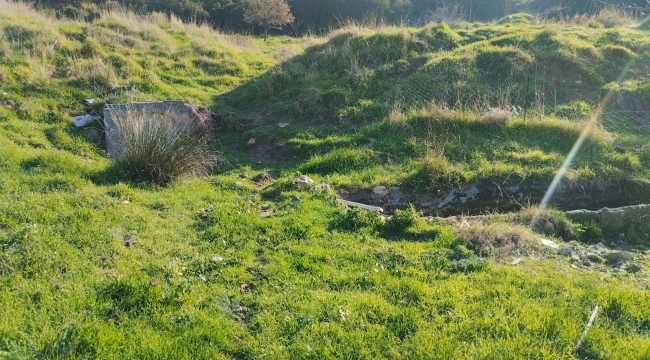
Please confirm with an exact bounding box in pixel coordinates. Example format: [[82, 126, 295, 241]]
[[334, 206, 383, 234], [579, 220, 603, 244], [109, 107, 219, 186], [384, 205, 420, 235]]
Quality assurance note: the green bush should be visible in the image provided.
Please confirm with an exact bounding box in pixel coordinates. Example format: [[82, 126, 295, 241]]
[[334, 206, 383, 234], [580, 220, 603, 244], [384, 205, 420, 235]]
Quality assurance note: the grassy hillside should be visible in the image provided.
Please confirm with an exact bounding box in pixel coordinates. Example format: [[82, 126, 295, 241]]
[[222, 17, 650, 193], [2, 2, 650, 358]]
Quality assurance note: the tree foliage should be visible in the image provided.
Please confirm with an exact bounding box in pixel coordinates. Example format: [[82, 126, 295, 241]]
[[241, 0, 295, 40], [38, 0, 649, 36]]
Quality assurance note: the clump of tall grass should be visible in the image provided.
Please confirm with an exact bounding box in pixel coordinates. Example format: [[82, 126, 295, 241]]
[[109, 107, 219, 186]]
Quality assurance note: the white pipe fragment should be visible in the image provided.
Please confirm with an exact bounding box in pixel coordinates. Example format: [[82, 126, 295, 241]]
[[340, 200, 383, 213]]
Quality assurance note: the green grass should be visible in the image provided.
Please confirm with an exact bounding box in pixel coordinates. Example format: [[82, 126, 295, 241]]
[[2, 2, 650, 358]]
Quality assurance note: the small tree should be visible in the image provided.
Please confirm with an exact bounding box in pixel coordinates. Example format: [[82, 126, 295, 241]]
[[241, 0, 294, 41]]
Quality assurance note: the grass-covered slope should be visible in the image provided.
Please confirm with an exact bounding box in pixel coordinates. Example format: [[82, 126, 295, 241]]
[[2, 3, 650, 358], [221, 18, 650, 194]]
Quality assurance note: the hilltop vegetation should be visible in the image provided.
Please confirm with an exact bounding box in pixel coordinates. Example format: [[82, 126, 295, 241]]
[[2, 1, 650, 358]]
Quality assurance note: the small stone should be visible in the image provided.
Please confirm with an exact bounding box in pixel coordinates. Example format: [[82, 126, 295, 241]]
[[582, 260, 592, 267], [150, 279, 159, 286], [621, 251, 635, 261], [254, 172, 273, 182], [54, 284, 60, 290], [294, 175, 314, 187], [310, 183, 331, 192], [540, 239, 559, 249], [571, 254, 581, 263], [199, 275, 207, 282], [511, 258, 523, 265], [291, 196, 301, 204], [239, 172, 249, 179], [607, 252, 622, 263], [278, 123, 289, 128], [594, 242, 607, 249], [558, 248, 572, 256], [211, 256, 224, 263], [240, 283, 251, 292], [246, 138, 256, 146], [84, 128, 101, 142], [619, 233, 626, 238], [372, 186, 390, 197], [626, 264, 642, 273], [101, 254, 108, 262]]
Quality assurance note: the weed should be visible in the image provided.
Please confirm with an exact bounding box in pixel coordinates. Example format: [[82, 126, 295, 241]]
[[384, 205, 420, 235]]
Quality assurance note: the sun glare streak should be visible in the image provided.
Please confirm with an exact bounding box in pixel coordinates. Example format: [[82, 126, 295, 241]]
[[530, 58, 638, 229]]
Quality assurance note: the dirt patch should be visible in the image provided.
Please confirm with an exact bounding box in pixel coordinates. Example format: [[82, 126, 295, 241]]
[[246, 135, 294, 165], [339, 177, 650, 216]]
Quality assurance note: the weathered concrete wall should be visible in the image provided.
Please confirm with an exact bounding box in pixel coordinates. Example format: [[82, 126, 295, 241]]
[[565, 204, 650, 236], [340, 178, 650, 217], [104, 101, 213, 159]]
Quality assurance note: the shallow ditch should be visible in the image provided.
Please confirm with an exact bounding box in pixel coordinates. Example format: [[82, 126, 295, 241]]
[[339, 177, 650, 217]]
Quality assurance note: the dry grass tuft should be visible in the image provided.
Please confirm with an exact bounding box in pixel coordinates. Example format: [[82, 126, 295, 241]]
[[110, 107, 220, 186], [456, 219, 538, 258]]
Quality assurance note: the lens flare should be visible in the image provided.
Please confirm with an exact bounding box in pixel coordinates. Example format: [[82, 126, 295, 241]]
[[529, 58, 638, 229]]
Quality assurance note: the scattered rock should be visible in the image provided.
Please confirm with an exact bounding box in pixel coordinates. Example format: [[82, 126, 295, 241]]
[[621, 251, 635, 261], [511, 258, 523, 265], [246, 138, 256, 146], [626, 264, 642, 273], [291, 196, 301, 204], [84, 128, 101, 143], [199, 275, 207, 282], [540, 239, 559, 249], [582, 260, 592, 267], [607, 251, 634, 264], [54, 284, 60, 290], [211, 256, 224, 263], [372, 186, 390, 197], [559, 248, 572, 256], [571, 254, 581, 263], [150, 279, 159, 286], [239, 172, 249, 179], [278, 123, 289, 128], [240, 283, 252, 292], [254, 172, 273, 182], [310, 183, 331, 192], [594, 242, 608, 249], [294, 175, 314, 188]]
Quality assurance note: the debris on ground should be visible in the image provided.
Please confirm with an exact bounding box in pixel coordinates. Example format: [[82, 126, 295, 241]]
[[72, 113, 101, 127], [511, 258, 523, 265], [540, 238, 559, 249], [341, 200, 384, 212]]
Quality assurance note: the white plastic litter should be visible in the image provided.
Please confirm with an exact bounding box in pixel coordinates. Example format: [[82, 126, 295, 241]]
[[540, 238, 559, 249], [72, 114, 100, 127], [340, 200, 384, 213]]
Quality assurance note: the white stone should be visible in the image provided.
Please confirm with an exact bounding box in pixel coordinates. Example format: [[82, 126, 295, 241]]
[[540, 239, 559, 249]]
